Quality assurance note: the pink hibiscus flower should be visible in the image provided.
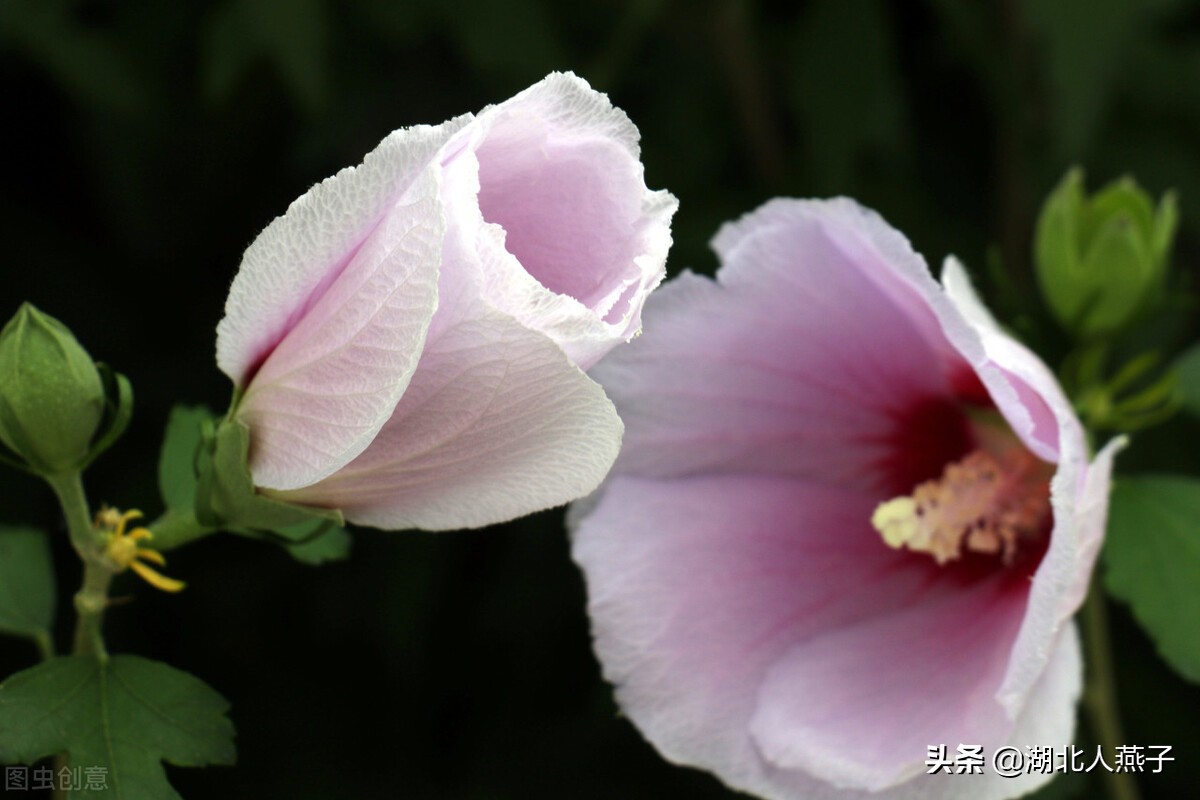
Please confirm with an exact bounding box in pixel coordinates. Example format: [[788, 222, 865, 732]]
[[570, 199, 1121, 799], [215, 73, 676, 531]]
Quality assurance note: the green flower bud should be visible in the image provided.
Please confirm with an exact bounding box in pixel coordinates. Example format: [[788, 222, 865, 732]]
[[0, 304, 105, 474], [1035, 168, 1178, 340]]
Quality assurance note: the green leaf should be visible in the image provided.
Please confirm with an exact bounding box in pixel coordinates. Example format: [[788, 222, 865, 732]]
[[1104, 475, 1200, 682], [0, 655, 235, 799], [1176, 343, 1200, 418], [158, 405, 215, 513], [0, 526, 54, 644]]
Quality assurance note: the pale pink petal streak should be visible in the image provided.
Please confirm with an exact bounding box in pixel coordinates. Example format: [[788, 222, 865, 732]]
[[282, 294, 623, 530], [217, 120, 465, 383], [750, 575, 1027, 791], [236, 167, 443, 490], [590, 203, 956, 490], [574, 474, 954, 796]]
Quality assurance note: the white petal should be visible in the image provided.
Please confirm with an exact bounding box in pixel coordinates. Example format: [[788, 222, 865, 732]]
[[218, 120, 473, 490], [218, 119, 466, 384], [280, 290, 623, 530], [235, 167, 445, 490]]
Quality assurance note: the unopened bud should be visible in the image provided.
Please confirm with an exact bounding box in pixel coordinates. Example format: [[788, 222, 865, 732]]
[[1034, 168, 1177, 339], [0, 304, 105, 474]]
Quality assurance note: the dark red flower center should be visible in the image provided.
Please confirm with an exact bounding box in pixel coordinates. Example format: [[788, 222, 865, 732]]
[[874, 369, 1054, 573]]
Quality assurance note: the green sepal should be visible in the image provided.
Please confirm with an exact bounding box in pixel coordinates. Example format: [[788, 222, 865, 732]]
[[80, 362, 133, 469], [0, 655, 235, 798], [156, 408, 349, 561], [283, 524, 351, 565], [1150, 191, 1179, 293], [233, 517, 352, 565], [0, 441, 34, 476], [0, 526, 55, 648], [1068, 346, 1182, 432], [194, 418, 343, 532], [157, 405, 215, 514]]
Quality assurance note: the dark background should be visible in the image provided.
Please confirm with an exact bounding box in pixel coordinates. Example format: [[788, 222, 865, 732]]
[[2, 0, 1199, 797]]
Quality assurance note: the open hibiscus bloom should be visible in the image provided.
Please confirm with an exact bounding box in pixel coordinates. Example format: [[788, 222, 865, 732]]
[[214, 73, 675, 531], [571, 199, 1121, 799]]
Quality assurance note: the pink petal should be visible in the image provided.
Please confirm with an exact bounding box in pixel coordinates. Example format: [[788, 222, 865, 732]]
[[575, 472, 1082, 800], [759, 626, 1082, 800], [461, 72, 677, 370], [572, 473, 952, 796], [219, 121, 467, 490], [938, 259, 1117, 715], [939, 258, 1073, 463], [589, 201, 970, 493], [572, 198, 1107, 800], [749, 574, 1028, 790], [279, 287, 623, 530], [711, 199, 962, 372]]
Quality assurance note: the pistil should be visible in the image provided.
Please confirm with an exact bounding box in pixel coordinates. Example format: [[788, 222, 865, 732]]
[[872, 447, 1051, 565]]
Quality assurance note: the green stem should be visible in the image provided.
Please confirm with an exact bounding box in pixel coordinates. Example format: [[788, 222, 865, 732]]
[[72, 561, 112, 659], [46, 471, 100, 559], [33, 630, 54, 661], [147, 507, 218, 552], [1082, 576, 1141, 800], [46, 471, 114, 662]]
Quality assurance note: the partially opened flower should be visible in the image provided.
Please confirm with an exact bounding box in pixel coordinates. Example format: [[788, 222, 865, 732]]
[[570, 199, 1121, 799], [215, 73, 676, 531]]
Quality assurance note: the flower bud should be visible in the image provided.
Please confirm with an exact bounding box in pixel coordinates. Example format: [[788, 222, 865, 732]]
[[1035, 168, 1178, 340], [0, 304, 105, 474]]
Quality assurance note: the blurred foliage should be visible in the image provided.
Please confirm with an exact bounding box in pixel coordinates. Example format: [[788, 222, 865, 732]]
[[0, 527, 55, 649], [1, 0, 1198, 797], [1106, 476, 1200, 683]]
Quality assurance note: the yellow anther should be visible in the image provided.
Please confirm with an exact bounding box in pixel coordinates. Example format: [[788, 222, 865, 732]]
[[872, 497, 922, 550], [95, 506, 186, 593]]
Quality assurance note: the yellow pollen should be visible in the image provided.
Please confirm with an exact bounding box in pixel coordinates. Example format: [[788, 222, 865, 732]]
[[871, 449, 1049, 565], [95, 506, 186, 593]]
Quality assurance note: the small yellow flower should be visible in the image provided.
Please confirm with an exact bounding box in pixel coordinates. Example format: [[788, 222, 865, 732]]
[[95, 507, 185, 593]]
